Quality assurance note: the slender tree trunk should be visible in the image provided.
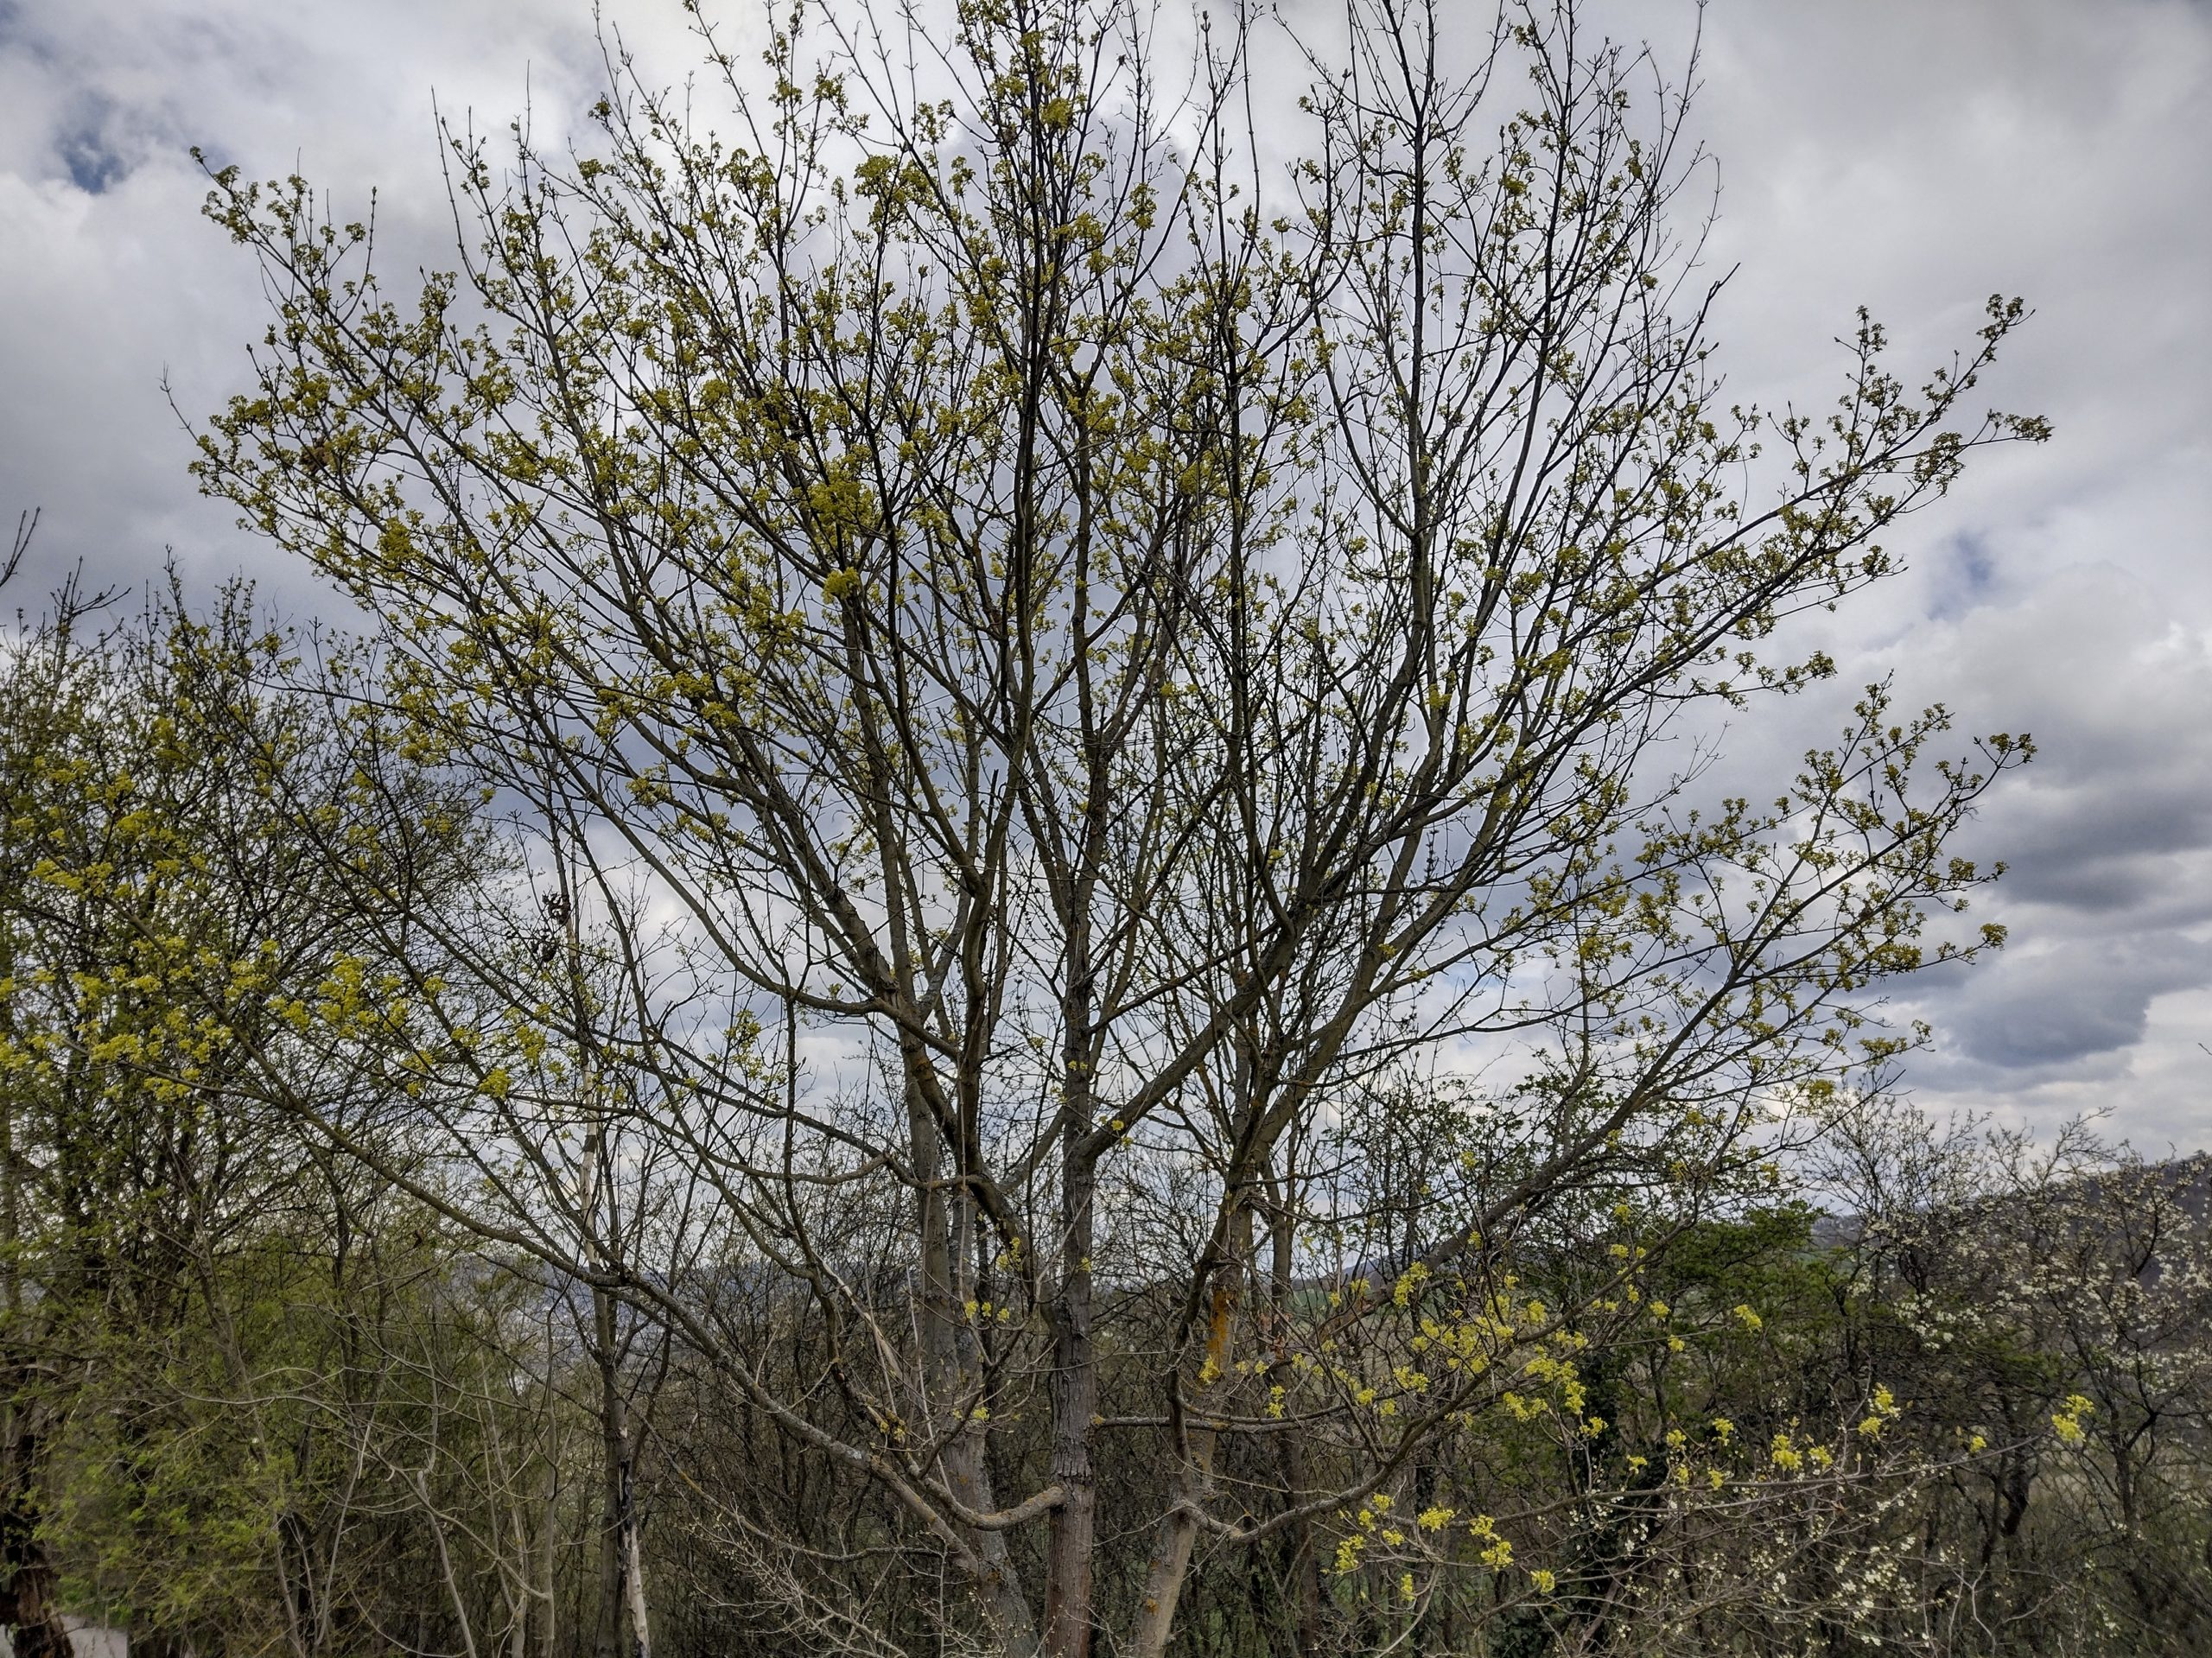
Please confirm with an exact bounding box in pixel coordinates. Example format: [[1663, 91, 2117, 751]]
[[554, 864, 651, 1658], [906, 1065, 1037, 1655], [588, 1277, 652, 1658], [1044, 1162, 1098, 1658], [0, 925, 65, 1658], [539, 1449, 560, 1658], [592, 1303, 632, 1658], [1044, 939, 1099, 1658], [622, 1500, 652, 1658], [1127, 1227, 1249, 1658], [1266, 1176, 1325, 1658]]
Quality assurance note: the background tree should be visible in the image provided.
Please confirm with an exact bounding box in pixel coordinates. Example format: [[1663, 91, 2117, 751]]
[[0, 570, 582, 1657]]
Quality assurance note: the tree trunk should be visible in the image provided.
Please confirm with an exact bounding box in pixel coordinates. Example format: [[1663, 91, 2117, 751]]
[[0, 1375, 67, 1658], [1127, 1241, 1249, 1658], [1268, 1186, 1325, 1658], [1044, 942, 1100, 1658], [0, 937, 60, 1658], [592, 1292, 643, 1658]]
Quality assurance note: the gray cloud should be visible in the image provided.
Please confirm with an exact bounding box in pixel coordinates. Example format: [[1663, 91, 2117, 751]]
[[1942, 933, 2212, 1070]]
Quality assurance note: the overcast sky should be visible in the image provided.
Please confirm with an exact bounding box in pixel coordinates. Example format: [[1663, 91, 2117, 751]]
[[2, 0, 2207, 1150]]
